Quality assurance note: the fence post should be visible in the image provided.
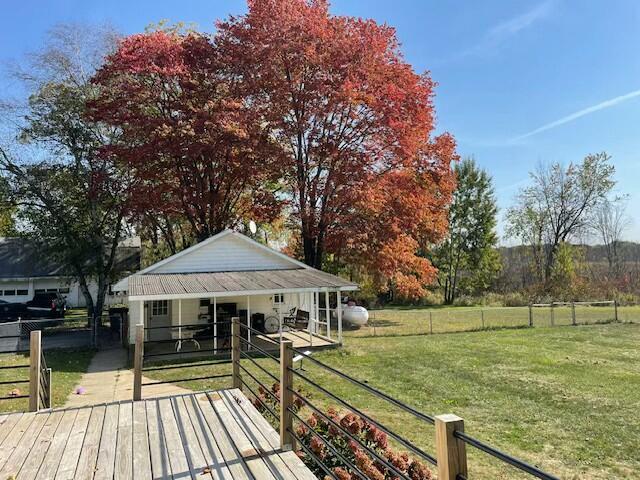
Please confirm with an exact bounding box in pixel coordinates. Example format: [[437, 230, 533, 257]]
[[280, 340, 294, 450], [480, 309, 485, 329], [29, 330, 42, 412], [571, 302, 576, 326], [614, 300, 619, 322], [231, 317, 241, 390], [46, 367, 52, 409], [133, 324, 144, 401], [550, 303, 555, 326], [429, 311, 433, 335], [435, 414, 468, 480]]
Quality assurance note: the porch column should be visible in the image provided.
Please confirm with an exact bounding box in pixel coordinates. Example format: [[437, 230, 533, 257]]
[[213, 296, 217, 354], [139, 300, 145, 341], [178, 299, 182, 346], [246, 295, 251, 349], [278, 295, 283, 342], [315, 290, 320, 334], [324, 289, 331, 339], [337, 290, 342, 344]]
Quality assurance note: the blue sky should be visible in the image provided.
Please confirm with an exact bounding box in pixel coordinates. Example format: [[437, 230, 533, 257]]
[[2, 0, 640, 242]]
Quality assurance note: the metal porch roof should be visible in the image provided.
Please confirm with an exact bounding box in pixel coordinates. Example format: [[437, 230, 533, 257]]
[[127, 268, 358, 298]]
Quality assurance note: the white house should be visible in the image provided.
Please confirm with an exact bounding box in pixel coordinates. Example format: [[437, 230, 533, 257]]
[[0, 237, 140, 308], [114, 229, 358, 349]]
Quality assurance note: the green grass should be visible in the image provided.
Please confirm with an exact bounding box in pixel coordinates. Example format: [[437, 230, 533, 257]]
[[0, 349, 95, 413], [144, 322, 640, 479]]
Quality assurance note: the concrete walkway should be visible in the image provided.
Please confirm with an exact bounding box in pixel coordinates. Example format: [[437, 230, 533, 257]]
[[65, 348, 191, 408]]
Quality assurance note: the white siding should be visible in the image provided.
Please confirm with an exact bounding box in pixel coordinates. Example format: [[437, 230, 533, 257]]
[[150, 234, 296, 274]]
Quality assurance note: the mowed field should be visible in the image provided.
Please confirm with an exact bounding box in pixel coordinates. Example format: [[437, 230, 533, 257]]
[[144, 317, 640, 479]]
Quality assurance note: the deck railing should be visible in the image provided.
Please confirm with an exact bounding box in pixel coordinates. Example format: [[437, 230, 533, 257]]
[[0, 327, 51, 411], [133, 322, 232, 400], [227, 316, 561, 480]]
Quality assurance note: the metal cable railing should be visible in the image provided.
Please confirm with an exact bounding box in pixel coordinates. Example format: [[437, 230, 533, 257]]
[[454, 430, 560, 480], [289, 366, 438, 465], [291, 347, 436, 425], [227, 317, 561, 480], [286, 393, 417, 478]]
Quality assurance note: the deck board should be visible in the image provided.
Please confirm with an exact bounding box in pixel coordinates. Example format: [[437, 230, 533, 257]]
[[37, 409, 78, 480], [132, 401, 152, 480], [208, 392, 278, 480], [54, 407, 92, 480], [0, 390, 315, 480], [0, 411, 49, 478], [222, 390, 316, 480], [18, 410, 65, 479], [197, 393, 254, 480], [75, 405, 107, 479], [146, 399, 173, 480], [94, 403, 119, 480], [218, 390, 300, 480], [182, 394, 234, 480], [114, 402, 133, 480]]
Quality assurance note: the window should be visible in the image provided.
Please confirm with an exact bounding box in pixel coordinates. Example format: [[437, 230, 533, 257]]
[[35, 289, 45, 294], [16, 289, 28, 296], [273, 293, 284, 305], [3, 290, 16, 296], [46, 288, 58, 293], [151, 300, 169, 316], [58, 287, 70, 294], [199, 299, 210, 308]]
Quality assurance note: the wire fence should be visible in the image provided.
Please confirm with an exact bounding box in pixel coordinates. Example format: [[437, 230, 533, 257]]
[[347, 300, 634, 338], [227, 318, 561, 480]]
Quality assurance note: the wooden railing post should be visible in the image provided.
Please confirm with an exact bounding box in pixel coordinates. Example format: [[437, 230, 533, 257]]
[[231, 317, 241, 390], [614, 300, 619, 322], [133, 324, 144, 401], [550, 303, 555, 326], [435, 414, 468, 480], [280, 340, 294, 450], [528, 304, 533, 327], [29, 330, 42, 412], [571, 302, 576, 325]]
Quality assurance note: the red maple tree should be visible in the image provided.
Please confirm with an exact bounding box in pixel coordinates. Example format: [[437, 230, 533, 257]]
[[89, 30, 283, 242], [217, 0, 457, 297]]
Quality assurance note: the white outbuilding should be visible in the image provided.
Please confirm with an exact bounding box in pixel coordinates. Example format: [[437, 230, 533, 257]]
[[114, 229, 358, 352]]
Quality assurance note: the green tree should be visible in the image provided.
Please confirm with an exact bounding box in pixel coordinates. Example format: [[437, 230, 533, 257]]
[[433, 158, 500, 304], [0, 176, 17, 236], [0, 24, 130, 344], [506, 153, 615, 287]]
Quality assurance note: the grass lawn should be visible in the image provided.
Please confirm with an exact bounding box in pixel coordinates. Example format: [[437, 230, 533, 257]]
[[144, 322, 640, 479], [0, 349, 95, 413]]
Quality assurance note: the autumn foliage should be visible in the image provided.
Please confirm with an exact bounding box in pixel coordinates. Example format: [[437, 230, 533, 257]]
[[89, 0, 457, 297], [89, 31, 283, 242]]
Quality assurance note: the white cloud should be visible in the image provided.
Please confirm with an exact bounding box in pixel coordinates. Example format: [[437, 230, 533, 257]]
[[488, 1, 554, 40], [511, 88, 640, 141], [454, 0, 555, 59]]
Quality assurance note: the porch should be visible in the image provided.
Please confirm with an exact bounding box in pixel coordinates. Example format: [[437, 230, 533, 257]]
[[126, 271, 356, 357], [0, 389, 316, 479]]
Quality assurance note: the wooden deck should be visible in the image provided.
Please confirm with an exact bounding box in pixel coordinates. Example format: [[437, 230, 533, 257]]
[[0, 389, 316, 480]]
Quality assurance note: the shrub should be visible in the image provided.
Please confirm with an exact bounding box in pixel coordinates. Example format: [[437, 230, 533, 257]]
[[251, 383, 433, 480]]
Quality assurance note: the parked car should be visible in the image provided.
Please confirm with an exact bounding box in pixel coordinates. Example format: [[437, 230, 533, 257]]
[[0, 301, 30, 322], [26, 292, 67, 319]]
